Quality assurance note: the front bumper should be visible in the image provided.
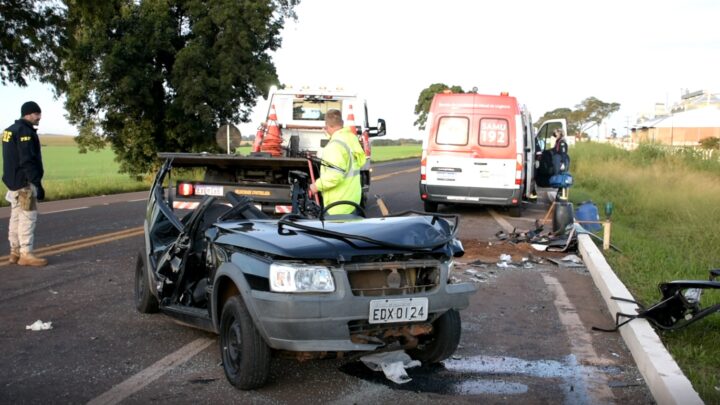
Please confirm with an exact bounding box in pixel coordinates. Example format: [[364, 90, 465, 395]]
[[222, 256, 477, 352]]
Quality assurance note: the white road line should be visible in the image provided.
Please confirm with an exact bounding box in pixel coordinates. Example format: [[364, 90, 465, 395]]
[[128, 198, 146, 202], [87, 337, 214, 405], [487, 209, 514, 233], [43, 206, 89, 214], [541, 273, 615, 403]]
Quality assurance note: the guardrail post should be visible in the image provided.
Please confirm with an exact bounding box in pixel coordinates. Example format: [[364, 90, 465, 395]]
[[603, 220, 611, 251]]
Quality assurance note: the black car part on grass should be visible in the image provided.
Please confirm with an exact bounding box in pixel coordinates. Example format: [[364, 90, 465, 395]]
[[594, 269, 720, 332]]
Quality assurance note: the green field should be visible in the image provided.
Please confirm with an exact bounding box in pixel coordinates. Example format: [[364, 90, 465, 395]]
[[569, 142, 720, 402], [0, 136, 149, 203], [0, 138, 421, 205], [235, 144, 422, 162]]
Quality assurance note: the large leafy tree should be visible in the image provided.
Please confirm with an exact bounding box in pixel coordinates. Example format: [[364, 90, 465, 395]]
[[413, 83, 464, 130], [54, 0, 299, 176], [0, 0, 64, 86], [573, 97, 620, 135], [536, 97, 620, 137]]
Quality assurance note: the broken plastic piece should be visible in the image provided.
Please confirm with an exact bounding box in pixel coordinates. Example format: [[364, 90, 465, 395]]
[[560, 254, 583, 264], [26, 320, 52, 331], [360, 350, 420, 384], [531, 243, 548, 251]]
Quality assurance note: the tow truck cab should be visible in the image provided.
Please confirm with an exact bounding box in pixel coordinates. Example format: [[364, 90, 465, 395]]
[[263, 85, 386, 194], [166, 87, 387, 215]]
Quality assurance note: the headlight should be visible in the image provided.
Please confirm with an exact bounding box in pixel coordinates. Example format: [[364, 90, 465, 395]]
[[269, 263, 336, 293]]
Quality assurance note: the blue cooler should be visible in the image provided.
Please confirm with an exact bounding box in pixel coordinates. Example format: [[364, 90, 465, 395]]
[[576, 201, 602, 232]]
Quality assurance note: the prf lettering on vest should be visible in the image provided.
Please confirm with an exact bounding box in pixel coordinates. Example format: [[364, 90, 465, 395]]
[[2, 130, 11, 142], [20, 136, 31, 142]]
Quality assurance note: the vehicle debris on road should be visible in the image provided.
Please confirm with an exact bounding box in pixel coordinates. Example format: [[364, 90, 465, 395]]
[[359, 350, 421, 384], [26, 320, 52, 331]]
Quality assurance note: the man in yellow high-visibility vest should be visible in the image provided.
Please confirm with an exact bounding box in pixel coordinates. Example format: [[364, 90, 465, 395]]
[[309, 109, 366, 215]]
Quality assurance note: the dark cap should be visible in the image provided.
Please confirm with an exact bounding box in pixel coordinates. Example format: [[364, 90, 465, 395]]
[[21, 101, 42, 117]]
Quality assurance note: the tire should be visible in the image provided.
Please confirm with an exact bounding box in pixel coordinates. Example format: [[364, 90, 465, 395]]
[[423, 200, 438, 212], [220, 296, 271, 390], [134, 251, 159, 313], [509, 204, 523, 218], [408, 309, 461, 363]]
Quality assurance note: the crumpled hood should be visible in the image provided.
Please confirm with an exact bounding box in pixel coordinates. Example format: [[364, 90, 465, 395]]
[[212, 215, 463, 260]]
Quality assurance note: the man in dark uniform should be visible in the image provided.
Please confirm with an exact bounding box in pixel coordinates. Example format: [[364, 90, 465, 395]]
[[2, 101, 47, 266], [551, 128, 569, 174]]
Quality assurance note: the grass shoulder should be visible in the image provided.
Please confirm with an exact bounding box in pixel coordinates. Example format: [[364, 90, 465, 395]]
[[569, 141, 720, 402]]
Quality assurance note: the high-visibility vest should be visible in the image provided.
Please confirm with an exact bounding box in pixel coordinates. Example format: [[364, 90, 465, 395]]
[[314, 127, 367, 215]]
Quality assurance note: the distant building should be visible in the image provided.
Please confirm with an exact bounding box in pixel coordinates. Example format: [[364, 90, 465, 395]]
[[632, 106, 720, 145], [631, 90, 720, 145]]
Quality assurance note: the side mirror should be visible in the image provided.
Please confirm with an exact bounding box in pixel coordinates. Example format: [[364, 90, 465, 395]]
[[376, 119, 386, 136], [368, 119, 386, 138]]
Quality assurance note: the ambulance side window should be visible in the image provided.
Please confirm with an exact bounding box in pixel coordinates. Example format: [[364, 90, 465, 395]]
[[436, 116, 469, 145]]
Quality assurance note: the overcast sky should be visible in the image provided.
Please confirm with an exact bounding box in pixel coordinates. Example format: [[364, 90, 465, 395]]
[[2, 0, 719, 138]]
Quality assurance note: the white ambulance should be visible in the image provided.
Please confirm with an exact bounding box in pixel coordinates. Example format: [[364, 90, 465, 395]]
[[419, 91, 565, 216]]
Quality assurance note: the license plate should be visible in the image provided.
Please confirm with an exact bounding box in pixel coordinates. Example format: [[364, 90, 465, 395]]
[[194, 185, 224, 196], [368, 298, 429, 324], [437, 171, 456, 180]]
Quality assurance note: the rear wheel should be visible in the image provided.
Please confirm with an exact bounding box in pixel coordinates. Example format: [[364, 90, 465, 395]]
[[409, 309, 461, 363], [423, 200, 438, 212], [509, 204, 523, 218], [220, 296, 271, 390], [134, 251, 159, 313]]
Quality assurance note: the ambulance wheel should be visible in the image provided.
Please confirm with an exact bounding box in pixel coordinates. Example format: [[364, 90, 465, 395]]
[[423, 200, 438, 212], [408, 309, 461, 363], [509, 204, 523, 218]]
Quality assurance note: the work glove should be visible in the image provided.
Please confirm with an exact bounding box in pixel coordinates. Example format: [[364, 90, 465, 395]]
[[35, 183, 45, 201], [534, 161, 540, 169], [560, 163, 566, 171]]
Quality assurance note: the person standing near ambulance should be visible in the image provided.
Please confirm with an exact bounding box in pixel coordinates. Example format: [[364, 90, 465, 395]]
[[309, 109, 367, 215], [2, 101, 48, 266], [551, 128, 570, 175]]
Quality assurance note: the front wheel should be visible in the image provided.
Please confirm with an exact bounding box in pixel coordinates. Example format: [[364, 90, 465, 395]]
[[134, 251, 159, 313], [220, 296, 271, 390], [408, 309, 461, 363]]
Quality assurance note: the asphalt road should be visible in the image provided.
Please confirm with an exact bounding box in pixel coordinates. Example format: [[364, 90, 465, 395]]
[[0, 159, 654, 404]]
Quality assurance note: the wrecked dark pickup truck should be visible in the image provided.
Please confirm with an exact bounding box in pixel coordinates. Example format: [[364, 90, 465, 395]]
[[134, 154, 478, 389]]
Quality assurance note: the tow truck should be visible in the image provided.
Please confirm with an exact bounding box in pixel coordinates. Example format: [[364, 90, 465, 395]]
[[169, 86, 386, 214]]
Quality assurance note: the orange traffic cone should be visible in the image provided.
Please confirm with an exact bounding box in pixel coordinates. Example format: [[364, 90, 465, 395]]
[[260, 104, 283, 157], [345, 104, 357, 134], [251, 123, 265, 152]]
